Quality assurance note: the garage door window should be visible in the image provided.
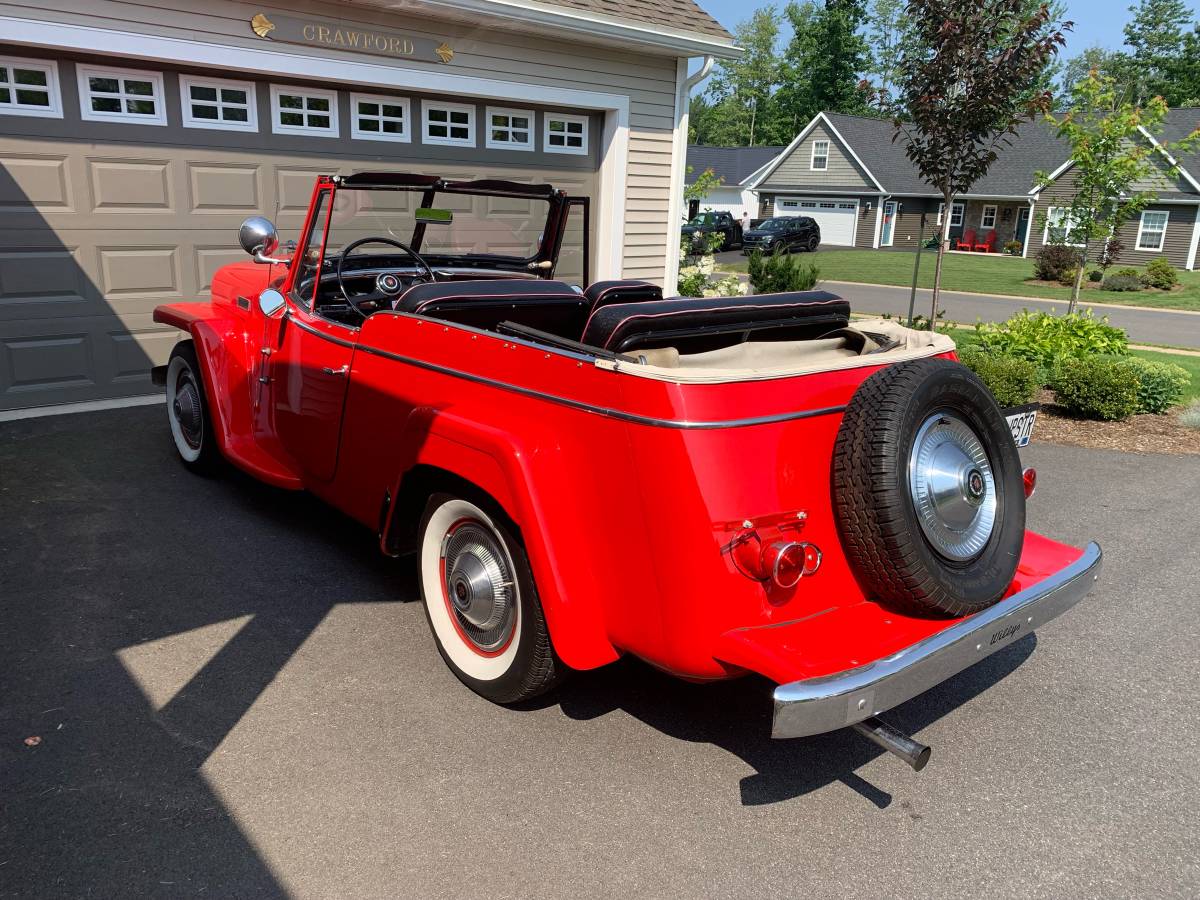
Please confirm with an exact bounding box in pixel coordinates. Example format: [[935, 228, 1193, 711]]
[[78, 66, 166, 125], [424, 102, 475, 146], [180, 76, 256, 132], [546, 114, 587, 154], [486, 107, 534, 151], [271, 85, 338, 137], [0, 57, 61, 118], [351, 93, 410, 143]]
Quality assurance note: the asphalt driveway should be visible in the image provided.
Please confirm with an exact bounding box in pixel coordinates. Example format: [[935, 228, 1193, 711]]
[[2, 406, 1198, 899]]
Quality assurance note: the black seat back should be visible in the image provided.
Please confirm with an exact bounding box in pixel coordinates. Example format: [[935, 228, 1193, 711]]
[[582, 280, 663, 314], [580, 291, 850, 353], [396, 279, 589, 337]]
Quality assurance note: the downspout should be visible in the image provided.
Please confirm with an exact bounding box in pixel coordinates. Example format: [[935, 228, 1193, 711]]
[[664, 55, 714, 296]]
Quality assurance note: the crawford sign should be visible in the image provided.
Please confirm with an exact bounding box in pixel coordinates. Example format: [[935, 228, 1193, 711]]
[[250, 13, 455, 63]]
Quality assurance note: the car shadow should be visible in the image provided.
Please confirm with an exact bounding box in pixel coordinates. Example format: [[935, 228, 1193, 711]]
[[553, 634, 1036, 809]]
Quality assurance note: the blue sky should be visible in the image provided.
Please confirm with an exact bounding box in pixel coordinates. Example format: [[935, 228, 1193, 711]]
[[694, 0, 1200, 63]]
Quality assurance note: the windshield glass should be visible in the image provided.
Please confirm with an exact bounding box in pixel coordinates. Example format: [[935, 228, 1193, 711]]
[[688, 212, 718, 226], [759, 218, 791, 231]]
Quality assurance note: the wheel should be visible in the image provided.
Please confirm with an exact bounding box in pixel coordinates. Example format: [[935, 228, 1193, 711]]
[[418, 493, 564, 703], [165, 341, 220, 473], [832, 357, 1025, 617], [806, 234, 819, 252]]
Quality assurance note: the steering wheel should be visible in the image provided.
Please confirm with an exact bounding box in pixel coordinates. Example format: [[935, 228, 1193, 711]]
[[335, 236, 436, 317]]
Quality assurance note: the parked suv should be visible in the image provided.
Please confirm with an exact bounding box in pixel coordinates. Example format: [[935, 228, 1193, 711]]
[[680, 210, 743, 252], [742, 216, 820, 255]]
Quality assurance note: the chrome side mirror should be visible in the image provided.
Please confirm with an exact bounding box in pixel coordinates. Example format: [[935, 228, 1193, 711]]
[[239, 216, 290, 265], [258, 288, 286, 316]]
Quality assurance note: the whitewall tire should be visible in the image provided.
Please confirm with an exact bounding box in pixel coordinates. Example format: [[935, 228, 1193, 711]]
[[166, 342, 219, 472], [418, 493, 563, 703]]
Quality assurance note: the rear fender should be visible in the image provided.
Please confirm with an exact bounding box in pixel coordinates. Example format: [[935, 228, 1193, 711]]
[[384, 407, 619, 671]]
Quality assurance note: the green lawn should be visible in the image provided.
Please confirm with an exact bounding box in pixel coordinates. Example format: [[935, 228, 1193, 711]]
[[717, 248, 1200, 312], [944, 326, 1200, 405]]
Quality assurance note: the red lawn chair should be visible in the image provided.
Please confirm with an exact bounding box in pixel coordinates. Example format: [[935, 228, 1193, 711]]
[[955, 228, 976, 251], [973, 230, 998, 253]]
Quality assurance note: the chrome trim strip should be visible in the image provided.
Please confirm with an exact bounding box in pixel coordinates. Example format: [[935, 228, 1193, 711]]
[[771, 542, 1103, 739], [286, 313, 846, 430]]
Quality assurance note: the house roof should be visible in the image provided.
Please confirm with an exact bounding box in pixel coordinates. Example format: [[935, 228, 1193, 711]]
[[686, 145, 786, 185], [544, 0, 732, 40], [1155, 108, 1200, 184]]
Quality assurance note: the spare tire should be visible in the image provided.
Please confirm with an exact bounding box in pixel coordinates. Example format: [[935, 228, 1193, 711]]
[[832, 357, 1025, 617]]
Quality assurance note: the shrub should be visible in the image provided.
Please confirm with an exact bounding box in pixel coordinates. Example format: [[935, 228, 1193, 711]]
[[676, 269, 707, 298], [957, 347, 1040, 406], [1058, 266, 1079, 287], [1113, 267, 1139, 277], [975, 309, 1129, 372], [1003, 240, 1022, 256], [1034, 243, 1080, 281], [1125, 358, 1191, 414], [1087, 269, 1103, 282], [747, 248, 819, 294], [1181, 401, 1200, 430], [1141, 257, 1179, 290], [1100, 274, 1143, 292], [1100, 237, 1124, 270], [1050, 356, 1141, 420]]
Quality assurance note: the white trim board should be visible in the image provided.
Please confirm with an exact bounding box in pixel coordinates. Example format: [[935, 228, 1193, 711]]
[[1187, 205, 1200, 270], [0, 14, 629, 281], [663, 57, 689, 297]]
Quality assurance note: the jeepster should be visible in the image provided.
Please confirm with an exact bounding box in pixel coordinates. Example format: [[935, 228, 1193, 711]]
[[153, 172, 1101, 769]]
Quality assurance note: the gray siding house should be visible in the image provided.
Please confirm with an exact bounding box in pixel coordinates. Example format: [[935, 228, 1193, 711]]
[[750, 110, 1200, 269]]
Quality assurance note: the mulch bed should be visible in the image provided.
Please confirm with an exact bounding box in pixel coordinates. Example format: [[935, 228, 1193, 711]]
[[1033, 390, 1200, 455]]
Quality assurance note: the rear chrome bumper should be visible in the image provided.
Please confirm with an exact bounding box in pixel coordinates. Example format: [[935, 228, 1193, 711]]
[[772, 542, 1103, 739]]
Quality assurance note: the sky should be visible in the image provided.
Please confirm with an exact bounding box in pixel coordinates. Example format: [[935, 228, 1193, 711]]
[[692, 0, 1200, 71]]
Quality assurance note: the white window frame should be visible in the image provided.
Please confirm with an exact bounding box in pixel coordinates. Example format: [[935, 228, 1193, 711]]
[[350, 92, 410, 143], [0, 56, 62, 119], [545, 113, 588, 155], [423, 100, 475, 147], [810, 139, 830, 171], [981, 204, 997, 229], [179, 75, 257, 132], [1135, 209, 1168, 252], [485, 106, 534, 151], [1043, 206, 1085, 247], [270, 84, 339, 138], [77, 64, 167, 126], [950, 202, 965, 227]]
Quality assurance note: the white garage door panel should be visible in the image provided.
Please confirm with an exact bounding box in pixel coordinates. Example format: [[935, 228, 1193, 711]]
[[776, 197, 859, 246]]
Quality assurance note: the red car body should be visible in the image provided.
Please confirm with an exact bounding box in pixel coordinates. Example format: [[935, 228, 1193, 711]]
[[154, 174, 1101, 756]]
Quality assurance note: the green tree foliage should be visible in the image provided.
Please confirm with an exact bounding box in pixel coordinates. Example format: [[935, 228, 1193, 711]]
[[773, 1, 871, 135], [890, 0, 1067, 313], [1123, 0, 1191, 104], [1158, 24, 1200, 107], [863, 0, 917, 113], [1036, 71, 1199, 310], [703, 7, 783, 146]]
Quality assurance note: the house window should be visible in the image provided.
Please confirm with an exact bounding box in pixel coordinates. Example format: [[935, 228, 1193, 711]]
[[1135, 210, 1168, 251], [810, 140, 829, 171], [78, 65, 166, 125], [271, 85, 338, 137], [424, 101, 474, 146], [981, 205, 997, 229], [351, 93, 409, 142], [180, 76, 256, 132], [485, 107, 534, 151], [545, 114, 587, 154], [0, 56, 61, 118], [1044, 207, 1084, 245], [950, 203, 964, 227]]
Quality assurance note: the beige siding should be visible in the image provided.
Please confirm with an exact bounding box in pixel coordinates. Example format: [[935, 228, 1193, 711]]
[[758, 124, 873, 191], [0, 0, 682, 284]]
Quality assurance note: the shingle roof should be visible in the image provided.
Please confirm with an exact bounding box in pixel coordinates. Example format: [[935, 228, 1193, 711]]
[[819, 112, 1072, 196], [544, 0, 732, 40], [686, 145, 786, 185], [1159, 108, 1200, 181]]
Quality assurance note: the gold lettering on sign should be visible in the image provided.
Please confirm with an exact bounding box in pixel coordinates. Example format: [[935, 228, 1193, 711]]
[[250, 13, 453, 63]]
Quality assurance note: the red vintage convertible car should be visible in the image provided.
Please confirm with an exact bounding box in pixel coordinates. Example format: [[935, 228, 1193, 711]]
[[153, 172, 1101, 770]]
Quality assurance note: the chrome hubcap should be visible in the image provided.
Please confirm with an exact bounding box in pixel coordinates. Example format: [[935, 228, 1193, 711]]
[[173, 374, 203, 449], [441, 521, 516, 652], [908, 412, 997, 561]]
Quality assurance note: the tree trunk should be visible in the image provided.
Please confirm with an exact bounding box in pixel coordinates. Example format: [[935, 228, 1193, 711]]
[[1069, 240, 1089, 315], [930, 190, 952, 329]]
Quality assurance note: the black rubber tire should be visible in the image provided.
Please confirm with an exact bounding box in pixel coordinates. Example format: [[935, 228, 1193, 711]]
[[417, 492, 565, 704], [806, 234, 819, 252], [165, 341, 221, 474], [831, 357, 1025, 617]]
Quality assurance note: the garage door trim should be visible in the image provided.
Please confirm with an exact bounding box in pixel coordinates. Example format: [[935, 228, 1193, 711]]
[[775, 195, 859, 246]]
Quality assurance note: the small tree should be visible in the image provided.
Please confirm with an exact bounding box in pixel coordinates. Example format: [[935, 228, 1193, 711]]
[[892, 0, 1068, 322], [1038, 70, 1199, 311]]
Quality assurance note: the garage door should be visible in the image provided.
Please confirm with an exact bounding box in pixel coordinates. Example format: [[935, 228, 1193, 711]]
[[775, 197, 859, 246], [0, 53, 599, 411]]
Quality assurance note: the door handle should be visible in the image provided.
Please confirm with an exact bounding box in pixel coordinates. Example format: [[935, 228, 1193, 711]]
[[322, 365, 349, 377]]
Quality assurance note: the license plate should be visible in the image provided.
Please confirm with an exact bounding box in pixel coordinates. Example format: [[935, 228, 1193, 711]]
[[1004, 404, 1039, 448]]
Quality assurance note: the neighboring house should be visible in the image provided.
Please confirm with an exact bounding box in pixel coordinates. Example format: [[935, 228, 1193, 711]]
[[748, 110, 1200, 271], [684, 145, 785, 218], [0, 1, 737, 411]]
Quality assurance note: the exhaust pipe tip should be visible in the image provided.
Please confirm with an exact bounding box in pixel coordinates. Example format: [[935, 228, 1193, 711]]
[[852, 716, 932, 772]]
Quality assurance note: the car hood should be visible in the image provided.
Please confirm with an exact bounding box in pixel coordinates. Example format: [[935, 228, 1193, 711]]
[[744, 228, 781, 238]]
